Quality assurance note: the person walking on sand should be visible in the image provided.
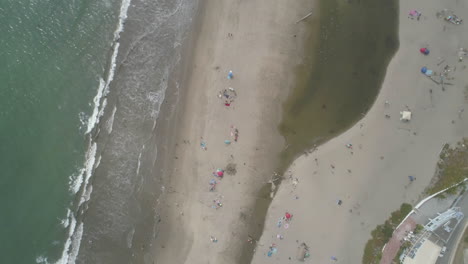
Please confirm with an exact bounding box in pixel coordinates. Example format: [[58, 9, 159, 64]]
[[227, 70, 234, 79]]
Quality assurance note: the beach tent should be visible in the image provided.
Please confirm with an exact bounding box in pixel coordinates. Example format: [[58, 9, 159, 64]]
[[400, 111, 412, 121]]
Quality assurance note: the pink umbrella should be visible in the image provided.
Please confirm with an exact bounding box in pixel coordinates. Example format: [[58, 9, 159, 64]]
[[409, 10, 418, 16], [216, 170, 224, 177]]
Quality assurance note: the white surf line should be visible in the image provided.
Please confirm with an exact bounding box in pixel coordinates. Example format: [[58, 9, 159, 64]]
[[57, 0, 134, 263]]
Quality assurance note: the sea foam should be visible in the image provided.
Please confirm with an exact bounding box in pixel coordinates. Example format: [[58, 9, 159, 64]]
[[59, 0, 133, 262]]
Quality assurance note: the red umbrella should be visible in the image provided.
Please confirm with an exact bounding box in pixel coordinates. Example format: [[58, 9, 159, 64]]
[[285, 212, 291, 219], [420, 48, 429, 55], [217, 170, 224, 177]]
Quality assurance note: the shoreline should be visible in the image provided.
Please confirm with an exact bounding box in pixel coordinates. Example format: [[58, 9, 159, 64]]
[[252, 0, 468, 262], [149, 1, 317, 263], [278, 0, 399, 170]]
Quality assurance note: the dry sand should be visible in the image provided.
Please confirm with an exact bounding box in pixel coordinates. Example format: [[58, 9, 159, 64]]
[[251, 0, 468, 263], [150, 1, 317, 263]]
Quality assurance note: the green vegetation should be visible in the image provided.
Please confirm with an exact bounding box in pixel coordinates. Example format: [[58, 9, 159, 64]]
[[414, 224, 424, 235], [426, 139, 468, 195], [393, 241, 411, 263], [362, 203, 413, 264]]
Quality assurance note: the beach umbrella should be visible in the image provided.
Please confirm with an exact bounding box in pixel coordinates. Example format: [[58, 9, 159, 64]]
[[409, 10, 418, 16], [420, 48, 430, 55], [421, 67, 427, 73], [216, 170, 224, 177], [285, 212, 292, 219]]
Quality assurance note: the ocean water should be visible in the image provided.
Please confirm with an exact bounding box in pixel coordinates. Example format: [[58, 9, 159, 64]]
[[0, 0, 197, 263]]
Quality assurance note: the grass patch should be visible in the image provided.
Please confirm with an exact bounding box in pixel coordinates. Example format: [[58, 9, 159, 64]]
[[362, 203, 413, 264], [414, 224, 423, 235], [393, 241, 411, 263], [426, 138, 468, 195]]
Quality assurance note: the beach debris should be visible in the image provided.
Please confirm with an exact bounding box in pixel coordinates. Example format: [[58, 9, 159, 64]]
[[276, 234, 284, 240], [437, 9, 463, 25], [346, 143, 353, 149], [247, 235, 255, 244], [209, 179, 217, 191], [213, 169, 224, 178], [296, 11, 313, 24], [445, 14, 463, 24], [292, 178, 299, 189], [408, 10, 422, 20], [400, 111, 412, 122], [296, 243, 310, 261], [227, 70, 234, 79], [224, 139, 231, 145], [419, 47, 430, 55], [212, 199, 223, 209], [267, 244, 278, 257], [210, 236, 218, 243]]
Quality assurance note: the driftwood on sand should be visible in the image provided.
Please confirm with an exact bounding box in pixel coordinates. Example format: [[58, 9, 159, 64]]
[[296, 11, 313, 24]]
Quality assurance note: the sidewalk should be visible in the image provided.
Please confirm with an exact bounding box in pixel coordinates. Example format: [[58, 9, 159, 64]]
[[381, 216, 417, 264]]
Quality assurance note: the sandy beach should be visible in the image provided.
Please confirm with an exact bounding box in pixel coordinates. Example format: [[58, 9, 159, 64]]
[[251, 0, 468, 263], [150, 1, 317, 263]]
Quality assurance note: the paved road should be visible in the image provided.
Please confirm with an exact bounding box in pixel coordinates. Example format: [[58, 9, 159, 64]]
[[436, 192, 468, 264]]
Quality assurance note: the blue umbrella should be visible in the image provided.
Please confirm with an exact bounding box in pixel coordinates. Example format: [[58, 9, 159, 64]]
[[421, 67, 427, 73]]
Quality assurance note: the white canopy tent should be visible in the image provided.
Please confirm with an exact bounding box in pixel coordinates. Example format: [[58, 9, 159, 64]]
[[400, 111, 412, 121]]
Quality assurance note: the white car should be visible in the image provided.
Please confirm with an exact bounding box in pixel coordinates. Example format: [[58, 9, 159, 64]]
[[439, 246, 447, 257]]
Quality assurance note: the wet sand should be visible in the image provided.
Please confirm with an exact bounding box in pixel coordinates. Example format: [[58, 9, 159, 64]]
[[251, 0, 468, 263], [149, 1, 317, 263]]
